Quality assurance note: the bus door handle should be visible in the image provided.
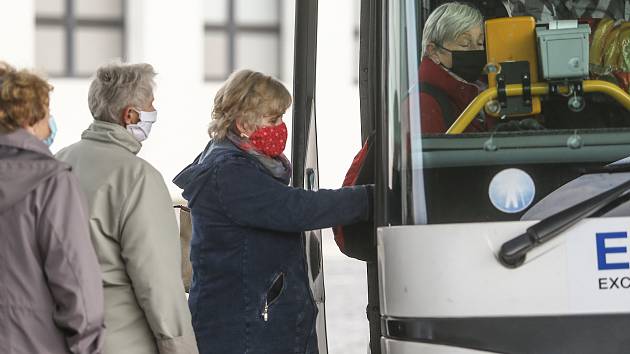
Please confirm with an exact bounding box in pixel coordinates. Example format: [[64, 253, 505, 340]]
[[306, 168, 316, 191]]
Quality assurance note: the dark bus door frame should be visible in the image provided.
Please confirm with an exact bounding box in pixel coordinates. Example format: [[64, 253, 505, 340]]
[[292, 0, 388, 353], [359, 0, 387, 354], [292, 1, 330, 353]]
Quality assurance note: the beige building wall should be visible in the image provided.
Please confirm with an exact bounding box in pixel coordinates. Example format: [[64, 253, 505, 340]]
[[0, 0, 362, 195]]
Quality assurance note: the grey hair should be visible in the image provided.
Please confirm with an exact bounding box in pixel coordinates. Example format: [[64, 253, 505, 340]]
[[421, 2, 483, 57], [88, 62, 156, 124]]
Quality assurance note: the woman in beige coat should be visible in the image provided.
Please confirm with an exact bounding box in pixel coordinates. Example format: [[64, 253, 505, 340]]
[[56, 63, 198, 354]]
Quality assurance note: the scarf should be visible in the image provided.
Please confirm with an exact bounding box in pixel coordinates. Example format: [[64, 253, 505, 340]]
[[226, 130, 292, 185]]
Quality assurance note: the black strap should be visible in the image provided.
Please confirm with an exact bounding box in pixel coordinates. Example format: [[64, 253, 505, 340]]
[[418, 82, 457, 130], [384, 314, 630, 354]]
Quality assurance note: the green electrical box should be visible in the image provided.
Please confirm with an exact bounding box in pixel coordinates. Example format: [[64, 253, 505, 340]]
[[536, 20, 591, 80]]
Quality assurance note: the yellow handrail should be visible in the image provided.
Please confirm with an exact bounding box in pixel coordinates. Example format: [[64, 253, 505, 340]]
[[445, 80, 630, 134]]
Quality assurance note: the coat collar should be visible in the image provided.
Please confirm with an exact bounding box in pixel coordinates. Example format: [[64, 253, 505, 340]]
[[0, 129, 67, 214], [419, 57, 480, 108], [81, 120, 142, 155], [0, 128, 53, 157]]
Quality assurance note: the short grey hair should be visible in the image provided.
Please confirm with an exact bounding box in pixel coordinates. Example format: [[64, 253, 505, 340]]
[[421, 2, 483, 57], [88, 62, 156, 124]]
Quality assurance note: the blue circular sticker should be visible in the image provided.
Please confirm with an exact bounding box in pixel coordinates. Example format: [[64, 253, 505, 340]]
[[488, 168, 536, 214]]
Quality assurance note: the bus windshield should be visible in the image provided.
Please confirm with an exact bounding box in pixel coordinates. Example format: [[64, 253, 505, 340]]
[[387, 1, 630, 225]]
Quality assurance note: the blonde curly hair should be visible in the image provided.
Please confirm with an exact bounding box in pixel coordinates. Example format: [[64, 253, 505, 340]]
[[0, 62, 53, 133], [209, 69, 292, 139]]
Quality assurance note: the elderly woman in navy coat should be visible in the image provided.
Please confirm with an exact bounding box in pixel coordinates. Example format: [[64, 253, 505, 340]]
[[174, 69, 372, 354]]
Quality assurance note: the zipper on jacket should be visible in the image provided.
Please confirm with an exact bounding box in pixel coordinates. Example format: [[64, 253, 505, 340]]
[[263, 301, 269, 322], [262, 272, 285, 322]]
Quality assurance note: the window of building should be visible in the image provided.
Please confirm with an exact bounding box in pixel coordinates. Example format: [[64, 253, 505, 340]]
[[35, 0, 126, 77], [203, 0, 282, 81]]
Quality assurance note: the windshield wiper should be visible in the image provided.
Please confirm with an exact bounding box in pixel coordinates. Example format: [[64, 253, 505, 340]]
[[580, 162, 630, 175], [499, 178, 630, 268]]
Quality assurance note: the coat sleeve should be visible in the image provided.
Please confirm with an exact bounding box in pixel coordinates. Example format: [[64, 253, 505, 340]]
[[215, 156, 372, 233], [118, 165, 198, 354], [40, 171, 105, 354]]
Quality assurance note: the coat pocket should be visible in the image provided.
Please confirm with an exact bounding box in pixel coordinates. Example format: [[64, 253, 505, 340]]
[[261, 272, 285, 322]]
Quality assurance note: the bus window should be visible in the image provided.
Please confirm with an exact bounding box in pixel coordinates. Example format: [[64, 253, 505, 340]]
[[388, 0, 630, 225]]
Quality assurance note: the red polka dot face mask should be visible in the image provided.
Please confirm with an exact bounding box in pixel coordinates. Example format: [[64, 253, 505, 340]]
[[249, 122, 288, 157]]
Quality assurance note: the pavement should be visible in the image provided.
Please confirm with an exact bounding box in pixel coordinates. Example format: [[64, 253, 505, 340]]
[[321, 229, 369, 354]]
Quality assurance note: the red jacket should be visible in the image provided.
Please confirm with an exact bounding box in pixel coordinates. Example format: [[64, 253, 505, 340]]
[[418, 57, 488, 133]]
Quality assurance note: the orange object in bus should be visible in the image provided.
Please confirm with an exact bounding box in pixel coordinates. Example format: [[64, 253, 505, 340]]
[[590, 18, 615, 67], [485, 16, 541, 117], [611, 27, 630, 92], [618, 27, 630, 72]]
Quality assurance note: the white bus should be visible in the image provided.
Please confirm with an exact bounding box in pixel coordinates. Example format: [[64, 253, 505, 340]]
[[291, 1, 630, 353]]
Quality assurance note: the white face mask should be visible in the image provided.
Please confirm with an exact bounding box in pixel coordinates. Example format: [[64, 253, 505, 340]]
[[127, 108, 157, 142]]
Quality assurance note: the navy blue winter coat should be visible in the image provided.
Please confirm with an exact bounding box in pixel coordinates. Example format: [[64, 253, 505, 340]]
[[173, 139, 371, 354]]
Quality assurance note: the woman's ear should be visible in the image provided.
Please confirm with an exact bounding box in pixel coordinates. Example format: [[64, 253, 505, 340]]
[[121, 106, 136, 127], [235, 120, 252, 138], [23, 115, 50, 140], [426, 43, 440, 63]]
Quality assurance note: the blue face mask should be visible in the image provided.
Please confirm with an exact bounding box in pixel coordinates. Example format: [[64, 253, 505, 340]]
[[43, 115, 57, 146]]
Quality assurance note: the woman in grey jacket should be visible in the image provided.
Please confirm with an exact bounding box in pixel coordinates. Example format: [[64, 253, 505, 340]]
[[0, 63, 105, 353]]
